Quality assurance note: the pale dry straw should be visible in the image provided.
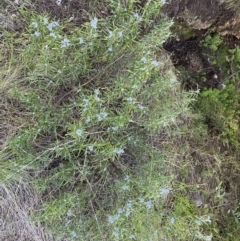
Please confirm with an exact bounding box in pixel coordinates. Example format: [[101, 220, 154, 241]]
[[0, 182, 54, 241]]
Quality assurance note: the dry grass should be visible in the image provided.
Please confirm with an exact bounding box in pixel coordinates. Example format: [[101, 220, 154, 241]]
[[0, 182, 54, 241]]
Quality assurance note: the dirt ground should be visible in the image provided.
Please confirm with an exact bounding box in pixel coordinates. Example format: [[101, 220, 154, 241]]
[[162, 0, 234, 29], [0, 0, 110, 30]]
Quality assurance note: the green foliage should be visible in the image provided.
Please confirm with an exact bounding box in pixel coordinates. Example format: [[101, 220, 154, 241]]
[[197, 32, 240, 150], [197, 84, 240, 148], [189, 29, 240, 240], [1, 1, 212, 240], [201, 34, 223, 51], [227, 47, 240, 68], [4, 1, 240, 241]]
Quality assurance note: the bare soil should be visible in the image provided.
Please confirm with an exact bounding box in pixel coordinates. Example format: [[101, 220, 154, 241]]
[[163, 37, 222, 89], [162, 0, 234, 29]]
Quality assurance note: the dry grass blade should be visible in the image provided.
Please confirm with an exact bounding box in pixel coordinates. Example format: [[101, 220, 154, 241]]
[[0, 182, 54, 241]]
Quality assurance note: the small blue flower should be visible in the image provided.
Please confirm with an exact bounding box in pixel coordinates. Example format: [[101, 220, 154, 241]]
[[114, 148, 124, 155], [204, 236, 212, 241], [85, 117, 91, 123], [108, 215, 115, 223], [95, 96, 100, 102], [67, 209, 72, 217], [108, 31, 113, 38], [118, 31, 123, 37], [88, 146, 94, 151], [83, 98, 89, 107], [124, 175, 129, 181], [133, 12, 140, 20], [118, 208, 124, 214], [79, 37, 84, 44], [96, 114, 102, 121], [76, 129, 83, 136], [129, 234, 135, 239], [138, 198, 144, 203], [127, 201, 132, 208], [34, 31, 41, 37], [161, 0, 166, 4], [131, 84, 137, 89], [122, 185, 129, 191], [146, 200, 152, 209], [90, 17, 98, 29], [47, 21, 59, 31], [138, 104, 144, 110], [61, 38, 70, 48], [108, 45, 113, 52], [170, 217, 175, 224], [112, 126, 119, 131], [113, 227, 119, 237], [43, 17, 48, 25], [162, 121, 167, 127], [101, 112, 108, 118], [126, 209, 131, 217], [170, 77, 177, 83], [32, 21, 38, 28], [71, 231, 77, 238], [96, 114, 102, 122], [94, 89, 100, 95], [205, 216, 211, 223], [126, 97, 133, 102], [151, 60, 159, 67], [195, 220, 201, 226], [170, 117, 175, 123], [50, 32, 57, 38], [160, 188, 170, 195], [141, 57, 147, 63]]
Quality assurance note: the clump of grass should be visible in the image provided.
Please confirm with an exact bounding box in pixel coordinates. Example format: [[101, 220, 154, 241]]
[[0, 181, 54, 241], [0, 1, 217, 240]]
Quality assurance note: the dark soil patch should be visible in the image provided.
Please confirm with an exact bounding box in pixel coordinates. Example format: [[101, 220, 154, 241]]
[[54, 84, 75, 106], [31, 0, 89, 24], [221, 34, 240, 48], [30, 0, 109, 24], [161, 0, 240, 90], [162, 0, 233, 28], [163, 37, 222, 90], [163, 31, 240, 90]]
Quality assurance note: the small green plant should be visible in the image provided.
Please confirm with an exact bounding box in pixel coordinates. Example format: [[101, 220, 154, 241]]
[[201, 34, 223, 51], [197, 84, 240, 148]]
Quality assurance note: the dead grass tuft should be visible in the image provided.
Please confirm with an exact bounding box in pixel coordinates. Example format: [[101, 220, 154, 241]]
[[0, 182, 54, 241]]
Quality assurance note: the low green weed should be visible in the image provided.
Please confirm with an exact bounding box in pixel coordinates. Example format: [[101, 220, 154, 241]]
[[201, 34, 223, 51], [197, 33, 240, 149], [197, 84, 240, 148]]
